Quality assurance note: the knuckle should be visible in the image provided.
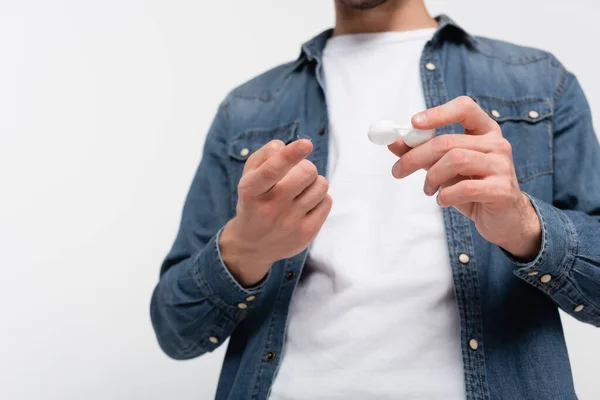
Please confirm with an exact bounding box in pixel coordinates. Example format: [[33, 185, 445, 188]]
[[463, 180, 479, 197], [262, 161, 279, 181], [238, 179, 253, 200], [323, 194, 333, 211], [497, 139, 512, 154], [245, 151, 257, 164], [457, 95, 476, 111], [448, 148, 467, 166], [400, 152, 413, 169], [280, 151, 297, 166], [497, 157, 513, 175], [437, 189, 447, 204], [492, 120, 502, 132], [434, 135, 454, 153], [267, 139, 285, 149], [238, 187, 252, 202], [316, 175, 329, 192], [298, 159, 318, 178], [259, 202, 278, 220]]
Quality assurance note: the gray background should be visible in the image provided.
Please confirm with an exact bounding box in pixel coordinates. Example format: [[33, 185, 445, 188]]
[[1, 0, 598, 399]]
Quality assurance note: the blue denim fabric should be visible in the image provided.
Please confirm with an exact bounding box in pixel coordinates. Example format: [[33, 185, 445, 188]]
[[150, 15, 600, 400]]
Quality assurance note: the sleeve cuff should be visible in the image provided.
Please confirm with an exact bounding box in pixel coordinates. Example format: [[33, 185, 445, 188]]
[[192, 227, 270, 312], [508, 193, 578, 292]]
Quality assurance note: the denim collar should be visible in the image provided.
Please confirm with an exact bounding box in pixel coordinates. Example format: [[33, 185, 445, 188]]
[[300, 14, 475, 63]]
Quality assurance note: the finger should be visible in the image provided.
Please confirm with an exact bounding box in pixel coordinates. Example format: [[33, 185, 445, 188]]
[[437, 179, 506, 207], [274, 159, 319, 199], [423, 150, 503, 196], [392, 134, 502, 179], [241, 139, 313, 196], [387, 138, 411, 158], [294, 175, 329, 213], [412, 96, 498, 135], [243, 140, 285, 173], [304, 194, 333, 227]]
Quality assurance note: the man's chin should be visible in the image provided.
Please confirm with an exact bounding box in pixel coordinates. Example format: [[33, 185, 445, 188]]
[[336, 0, 389, 10]]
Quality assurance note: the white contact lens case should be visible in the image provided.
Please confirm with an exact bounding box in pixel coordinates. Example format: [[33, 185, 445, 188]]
[[367, 120, 435, 147]]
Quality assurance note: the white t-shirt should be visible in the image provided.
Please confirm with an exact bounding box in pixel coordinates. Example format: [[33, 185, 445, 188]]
[[270, 29, 465, 400]]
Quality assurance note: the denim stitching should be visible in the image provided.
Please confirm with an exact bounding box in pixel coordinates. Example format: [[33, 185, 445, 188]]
[[472, 44, 550, 66], [249, 259, 290, 400]]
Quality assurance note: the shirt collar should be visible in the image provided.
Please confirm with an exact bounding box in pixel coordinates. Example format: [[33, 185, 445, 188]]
[[299, 14, 475, 63]]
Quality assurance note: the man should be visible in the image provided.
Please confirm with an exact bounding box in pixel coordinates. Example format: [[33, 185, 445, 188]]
[[150, 0, 600, 399]]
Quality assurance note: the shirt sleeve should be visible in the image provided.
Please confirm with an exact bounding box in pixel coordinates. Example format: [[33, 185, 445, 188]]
[[150, 98, 270, 360], [508, 71, 600, 327]]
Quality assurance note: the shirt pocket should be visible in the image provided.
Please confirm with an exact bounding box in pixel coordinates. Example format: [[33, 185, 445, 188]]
[[228, 121, 298, 162], [472, 96, 553, 184]]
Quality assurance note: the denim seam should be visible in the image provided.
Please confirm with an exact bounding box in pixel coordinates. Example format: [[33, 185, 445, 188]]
[[562, 276, 600, 314], [553, 67, 570, 104], [472, 95, 551, 105], [249, 258, 291, 400], [231, 121, 299, 142], [232, 93, 273, 102], [547, 117, 553, 180], [518, 169, 554, 184], [472, 47, 549, 66]]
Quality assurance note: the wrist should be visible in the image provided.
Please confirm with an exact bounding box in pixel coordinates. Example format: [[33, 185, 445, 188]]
[[219, 219, 273, 287], [500, 193, 542, 261]]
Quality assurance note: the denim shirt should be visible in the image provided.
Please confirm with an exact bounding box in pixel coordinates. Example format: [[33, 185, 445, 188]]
[[150, 15, 600, 400]]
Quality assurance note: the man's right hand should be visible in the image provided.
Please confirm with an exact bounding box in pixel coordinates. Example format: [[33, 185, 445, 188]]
[[219, 139, 332, 287]]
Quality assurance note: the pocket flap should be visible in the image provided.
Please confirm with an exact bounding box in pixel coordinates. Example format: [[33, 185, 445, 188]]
[[472, 96, 552, 123], [228, 122, 298, 161]]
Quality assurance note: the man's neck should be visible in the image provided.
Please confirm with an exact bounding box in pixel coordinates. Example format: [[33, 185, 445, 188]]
[[333, 0, 437, 36]]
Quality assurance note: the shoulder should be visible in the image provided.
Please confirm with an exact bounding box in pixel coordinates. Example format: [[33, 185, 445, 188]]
[[471, 36, 555, 65], [467, 36, 570, 102], [225, 60, 301, 103]]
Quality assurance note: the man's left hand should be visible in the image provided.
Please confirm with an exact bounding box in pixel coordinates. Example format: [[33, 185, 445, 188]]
[[388, 96, 542, 261]]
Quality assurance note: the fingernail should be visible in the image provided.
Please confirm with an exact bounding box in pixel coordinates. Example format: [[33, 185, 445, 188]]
[[423, 182, 433, 196], [296, 141, 312, 155], [413, 112, 428, 125], [436, 194, 444, 207]]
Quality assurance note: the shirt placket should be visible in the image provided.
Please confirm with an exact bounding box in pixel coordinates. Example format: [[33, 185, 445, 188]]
[[420, 41, 490, 400]]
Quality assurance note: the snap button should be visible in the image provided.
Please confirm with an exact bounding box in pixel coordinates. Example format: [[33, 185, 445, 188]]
[[209, 336, 219, 344], [425, 62, 436, 71], [527, 271, 539, 276], [540, 274, 552, 284], [458, 253, 470, 264], [240, 148, 250, 157], [491, 109, 501, 118], [265, 351, 276, 361], [286, 271, 296, 280], [469, 339, 479, 350], [245, 295, 256, 302], [319, 128, 327, 136], [237, 303, 248, 309], [574, 304, 584, 312], [528, 110, 539, 119]]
